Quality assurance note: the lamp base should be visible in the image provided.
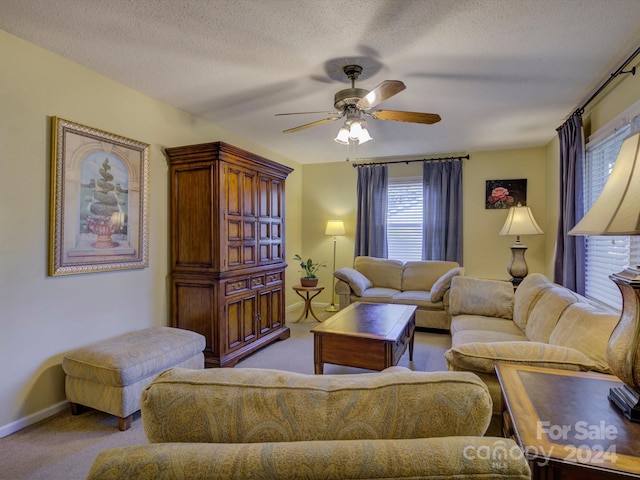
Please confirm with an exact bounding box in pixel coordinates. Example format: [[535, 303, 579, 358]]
[[608, 385, 640, 422], [325, 304, 340, 313], [507, 243, 528, 286]]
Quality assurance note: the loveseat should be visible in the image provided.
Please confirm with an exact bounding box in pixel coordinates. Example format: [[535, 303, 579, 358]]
[[88, 366, 531, 479], [334, 256, 463, 330], [444, 273, 620, 434]]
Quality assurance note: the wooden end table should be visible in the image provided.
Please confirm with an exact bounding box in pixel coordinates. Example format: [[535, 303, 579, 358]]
[[292, 285, 324, 322], [496, 363, 640, 479], [310, 302, 416, 374]]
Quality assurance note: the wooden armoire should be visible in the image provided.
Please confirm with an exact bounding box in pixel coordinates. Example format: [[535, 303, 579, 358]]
[[165, 142, 293, 367]]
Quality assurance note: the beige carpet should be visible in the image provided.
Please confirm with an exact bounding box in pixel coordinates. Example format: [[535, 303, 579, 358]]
[[0, 306, 451, 480]]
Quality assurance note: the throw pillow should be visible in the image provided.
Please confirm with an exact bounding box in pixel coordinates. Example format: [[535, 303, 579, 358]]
[[430, 267, 465, 302], [444, 341, 598, 374], [333, 268, 373, 296], [449, 277, 514, 319]]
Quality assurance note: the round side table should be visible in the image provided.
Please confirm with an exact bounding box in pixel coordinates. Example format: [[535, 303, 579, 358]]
[[292, 285, 324, 322]]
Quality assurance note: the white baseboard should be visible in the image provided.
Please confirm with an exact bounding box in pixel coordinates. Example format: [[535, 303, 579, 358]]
[[0, 400, 69, 438]]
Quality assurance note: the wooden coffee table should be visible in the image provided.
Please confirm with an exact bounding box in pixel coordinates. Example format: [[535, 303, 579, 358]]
[[310, 302, 416, 374]]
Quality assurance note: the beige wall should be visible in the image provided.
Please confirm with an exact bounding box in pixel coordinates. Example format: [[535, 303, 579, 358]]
[[0, 30, 303, 433]]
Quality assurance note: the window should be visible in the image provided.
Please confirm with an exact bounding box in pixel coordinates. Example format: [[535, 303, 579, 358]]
[[583, 106, 640, 310], [387, 177, 423, 262]]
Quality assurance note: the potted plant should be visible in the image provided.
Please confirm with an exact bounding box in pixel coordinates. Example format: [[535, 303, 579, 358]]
[[293, 254, 326, 287]]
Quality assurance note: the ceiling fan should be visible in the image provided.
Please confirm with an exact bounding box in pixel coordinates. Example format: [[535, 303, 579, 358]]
[[276, 64, 441, 142]]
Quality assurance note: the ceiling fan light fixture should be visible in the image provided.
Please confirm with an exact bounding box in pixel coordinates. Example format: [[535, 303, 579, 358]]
[[358, 126, 372, 144], [349, 120, 363, 139], [334, 126, 350, 145]]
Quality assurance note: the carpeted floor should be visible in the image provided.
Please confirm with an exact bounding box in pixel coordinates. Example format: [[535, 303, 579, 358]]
[[0, 306, 451, 480]]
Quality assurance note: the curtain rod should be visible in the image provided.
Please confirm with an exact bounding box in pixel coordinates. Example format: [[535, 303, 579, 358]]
[[352, 154, 470, 168], [570, 45, 639, 118]]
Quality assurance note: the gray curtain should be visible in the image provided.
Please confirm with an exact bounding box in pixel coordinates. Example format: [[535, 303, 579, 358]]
[[354, 165, 388, 258], [422, 161, 463, 263], [554, 114, 585, 293]]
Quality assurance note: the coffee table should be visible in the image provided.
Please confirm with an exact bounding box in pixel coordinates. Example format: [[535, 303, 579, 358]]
[[310, 302, 416, 374]]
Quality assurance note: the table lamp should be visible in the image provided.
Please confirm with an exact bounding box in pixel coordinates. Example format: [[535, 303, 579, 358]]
[[499, 203, 544, 285], [325, 220, 346, 312], [569, 131, 640, 422]]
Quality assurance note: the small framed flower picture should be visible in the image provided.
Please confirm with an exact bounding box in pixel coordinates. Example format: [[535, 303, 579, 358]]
[[485, 179, 527, 209]]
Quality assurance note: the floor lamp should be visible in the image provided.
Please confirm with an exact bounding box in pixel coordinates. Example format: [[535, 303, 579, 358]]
[[569, 132, 640, 422], [325, 220, 345, 312]]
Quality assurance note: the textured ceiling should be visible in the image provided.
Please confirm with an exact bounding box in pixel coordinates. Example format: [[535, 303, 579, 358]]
[[2, 0, 640, 164]]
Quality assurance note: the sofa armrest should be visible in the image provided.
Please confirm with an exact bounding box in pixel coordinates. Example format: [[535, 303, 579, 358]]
[[88, 437, 531, 480], [335, 279, 353, 309], [445, 342, 599, 374]]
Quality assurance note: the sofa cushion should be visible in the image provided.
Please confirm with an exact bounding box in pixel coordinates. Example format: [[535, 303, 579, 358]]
[[449, 277, 514, 319], [333, 267, 373, 296], [142, 367, 493, 443], [450, 315, 526, 337], [450, 329, 528, 348], [358, 287, 398, 303], [549, 302, 619, 373], [513, 273, 553, 331], [429, 267, 464, 303], [445, 342, 598, 374], [393, 290, 443, 310], [525, 286, 581, 343], [402, 261, 460, 293], [354, 256, 403, 290]]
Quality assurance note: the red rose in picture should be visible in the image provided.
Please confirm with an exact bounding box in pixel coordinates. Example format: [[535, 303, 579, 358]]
[[491, 187, 509, 201]]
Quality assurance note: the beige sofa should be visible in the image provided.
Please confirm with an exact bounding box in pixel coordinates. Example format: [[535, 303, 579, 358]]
[[334, 256, 463, 330], [445, 273, 620, 434], [88, 367, 530, 480]]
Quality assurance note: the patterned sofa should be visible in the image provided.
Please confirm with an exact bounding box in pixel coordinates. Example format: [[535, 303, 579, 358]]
[[87, 367, 530, 479], [334, 256, 463, 330], [445, 273, 619, 434]]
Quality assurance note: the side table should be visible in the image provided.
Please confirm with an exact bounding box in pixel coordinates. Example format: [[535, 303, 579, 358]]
[[496, 363, 640, 479], [292, 285, 324, 322]]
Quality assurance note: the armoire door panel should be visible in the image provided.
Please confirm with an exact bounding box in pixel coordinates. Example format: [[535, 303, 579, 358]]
[[227, 245, 242, 267], [173, 282, 216, 356], [243, 221, 256, 240], [227, 219, 241, 241], [226, 168, 242, 216], [258, 289, 271, 334], [243, 172, 257, 217], [271, 179, 283, 219], [174, 167, 214, 269]]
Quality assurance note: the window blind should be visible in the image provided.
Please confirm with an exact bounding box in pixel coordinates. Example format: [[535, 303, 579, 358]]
[[387, 177, 423, 262], [583, 118, 640, 310]]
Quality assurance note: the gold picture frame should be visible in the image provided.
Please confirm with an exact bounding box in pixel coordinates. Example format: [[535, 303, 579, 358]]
[[49, 117, 150, 276]]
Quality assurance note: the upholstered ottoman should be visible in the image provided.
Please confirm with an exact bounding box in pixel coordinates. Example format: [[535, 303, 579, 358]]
[[62, 326, 205, 431]]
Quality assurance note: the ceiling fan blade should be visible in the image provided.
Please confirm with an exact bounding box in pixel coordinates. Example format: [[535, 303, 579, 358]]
[[283, 117, 341, 133], [369, 110, 441, 124], [275, 111, 339, 116], [356, 80, 406, 110]]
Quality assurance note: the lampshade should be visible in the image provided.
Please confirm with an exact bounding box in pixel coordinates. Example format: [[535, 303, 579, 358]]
[[325, 220, 345, 236], [499, 204, 544, 237], [568, 132, 640, 236], [334, 127, 350, 145]]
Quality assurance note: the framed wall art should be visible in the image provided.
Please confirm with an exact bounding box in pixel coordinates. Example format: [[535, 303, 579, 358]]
[[485, 178, 527, 209], [49, 117, 150, 276]]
